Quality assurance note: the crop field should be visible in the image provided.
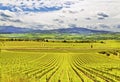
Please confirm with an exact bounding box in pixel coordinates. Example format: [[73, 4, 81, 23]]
[[1, 40, 120, 82]]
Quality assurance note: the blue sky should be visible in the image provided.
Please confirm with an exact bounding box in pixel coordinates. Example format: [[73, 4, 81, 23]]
[[0, 0, 120, 32]]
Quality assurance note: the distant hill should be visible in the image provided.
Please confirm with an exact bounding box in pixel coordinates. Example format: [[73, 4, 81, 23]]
[[50, 27, 111, 34], [0, 26, 33, 33], [0, 26, 112, 34]]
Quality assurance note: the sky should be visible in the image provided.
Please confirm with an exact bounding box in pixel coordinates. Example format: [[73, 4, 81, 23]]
[[0, 0, 120, 32]]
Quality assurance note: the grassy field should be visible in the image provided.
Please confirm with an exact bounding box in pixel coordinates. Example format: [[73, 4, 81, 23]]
[[1, 33, 120, 40], [1, 40, 120, 82]]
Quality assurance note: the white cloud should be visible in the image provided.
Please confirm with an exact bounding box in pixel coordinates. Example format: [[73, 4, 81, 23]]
[[0, 0, 120, 32]]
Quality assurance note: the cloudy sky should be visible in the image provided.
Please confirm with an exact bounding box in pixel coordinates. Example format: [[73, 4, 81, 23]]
[[0, 0, 120, 32]]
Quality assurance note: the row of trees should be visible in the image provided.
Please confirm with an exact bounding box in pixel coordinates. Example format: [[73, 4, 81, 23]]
[[0, 38, 105, 43]]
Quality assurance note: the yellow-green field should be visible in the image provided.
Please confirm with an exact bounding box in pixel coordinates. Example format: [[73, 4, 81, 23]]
[[1, 40, 120, 82]]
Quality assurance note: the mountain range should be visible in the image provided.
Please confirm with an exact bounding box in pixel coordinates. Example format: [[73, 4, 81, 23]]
[[0, 26, 112, 34]]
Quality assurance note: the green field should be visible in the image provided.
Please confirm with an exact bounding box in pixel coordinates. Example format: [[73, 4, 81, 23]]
[[0, 33, 120, 40], [1, 40, 120, 82]]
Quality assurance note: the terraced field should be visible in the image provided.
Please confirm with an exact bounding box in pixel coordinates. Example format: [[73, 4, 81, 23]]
[[1, 40, 120, 82]]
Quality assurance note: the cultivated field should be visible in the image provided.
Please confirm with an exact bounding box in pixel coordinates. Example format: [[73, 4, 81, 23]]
[[1, 40, 120, 82]]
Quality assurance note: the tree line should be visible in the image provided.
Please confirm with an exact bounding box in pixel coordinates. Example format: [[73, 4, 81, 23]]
[[0, 38, 105, 43]]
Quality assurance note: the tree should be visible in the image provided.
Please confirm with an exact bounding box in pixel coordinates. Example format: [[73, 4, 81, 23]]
[[45, 39, 49, 42], [91, 45, 93, 48], [63, 40, 67, 43]]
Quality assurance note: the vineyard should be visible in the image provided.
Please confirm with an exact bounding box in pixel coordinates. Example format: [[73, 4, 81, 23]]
[[1, 40, 120, 82]]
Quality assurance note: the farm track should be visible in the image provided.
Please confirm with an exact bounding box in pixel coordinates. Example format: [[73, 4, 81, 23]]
[[4, 48, 116, 50]]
